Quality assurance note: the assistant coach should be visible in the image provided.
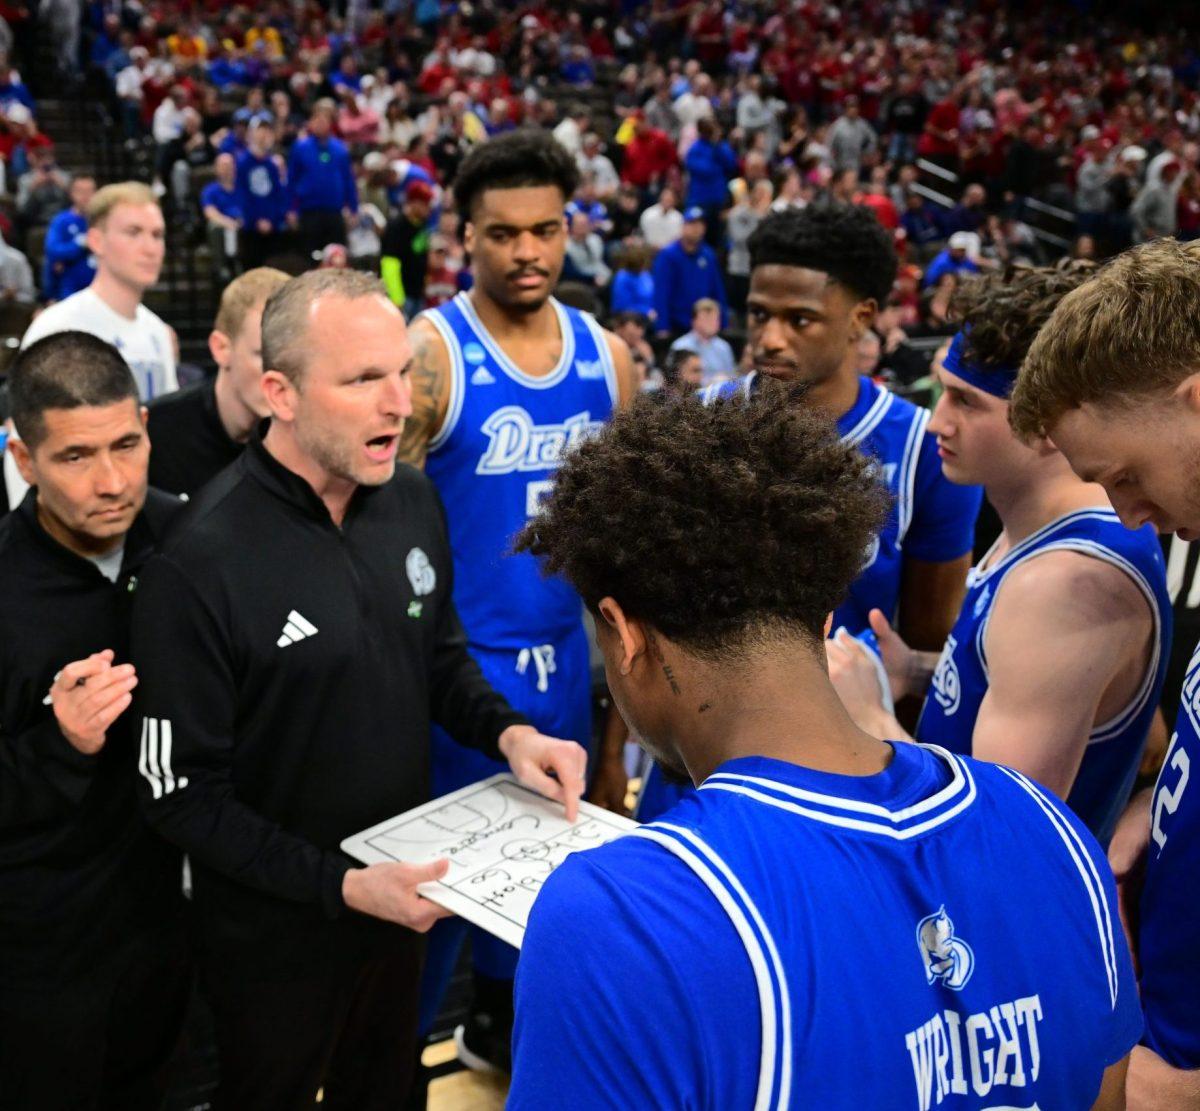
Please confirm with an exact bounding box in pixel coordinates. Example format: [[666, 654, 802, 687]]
[[129, 269, 587, 1109]]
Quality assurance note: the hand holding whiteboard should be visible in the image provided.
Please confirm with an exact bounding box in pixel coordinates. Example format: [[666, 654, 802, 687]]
[[341, 774, 639, 949]]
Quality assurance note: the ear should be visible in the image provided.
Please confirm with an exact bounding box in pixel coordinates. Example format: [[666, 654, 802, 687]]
[[208, 328, 231, 371], [261, 369, 298, 422], [85, 223, 104, 257], [823, 612, 833, 639], [851, 296, 878, 341], [462, 219, 476, 256], [1176, 373, 1200, 415], [9, 435, 35, 487], [597, 596, 647, 676]]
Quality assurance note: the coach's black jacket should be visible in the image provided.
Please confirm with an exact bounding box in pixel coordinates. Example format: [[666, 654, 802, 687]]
[[130, 436, 528, 974], [0, 488, 185, 987]]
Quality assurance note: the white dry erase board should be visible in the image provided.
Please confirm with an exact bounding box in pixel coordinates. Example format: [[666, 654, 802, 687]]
[[341, 774, 639, 949]]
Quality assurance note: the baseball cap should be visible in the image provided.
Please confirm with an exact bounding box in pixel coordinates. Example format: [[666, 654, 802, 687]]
[[406, 180, 435, 203], [232, 106, 254, 124], [948, 231, 973, 251], [683, 206, 706, 223], [1080, 124, 1100, 141]]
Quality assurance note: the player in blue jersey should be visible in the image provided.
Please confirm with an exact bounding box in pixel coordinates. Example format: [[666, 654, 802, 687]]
[[509, 391, 1137, 1110], [636, 203, 982, 822], [396, 129, 636, 1078], [1010, 239, 1200, 1107], [828, 263, 1169, 848]]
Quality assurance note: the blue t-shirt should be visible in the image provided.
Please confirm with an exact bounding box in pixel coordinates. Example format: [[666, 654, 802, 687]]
[[1139, 638, 1200, 1067], [200, 181, 243, 224], [41, 209, 94, 301], [915, 509, 1171, 846], [513, 743, 1141, 1109]]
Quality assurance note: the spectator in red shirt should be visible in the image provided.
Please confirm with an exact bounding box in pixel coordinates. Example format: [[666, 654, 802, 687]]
[[918, 96, 960, 170], [621, 111, 677, 198], [855, 167, 899, 230]]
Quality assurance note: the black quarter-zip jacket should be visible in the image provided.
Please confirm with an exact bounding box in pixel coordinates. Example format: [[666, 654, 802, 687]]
[[130, 436, 528, 973], [0, 488, 185, 987]]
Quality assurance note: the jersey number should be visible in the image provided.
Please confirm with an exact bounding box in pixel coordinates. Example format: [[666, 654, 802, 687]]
[[1152, 733, 1191, 851], [525, 479, 554, 518]]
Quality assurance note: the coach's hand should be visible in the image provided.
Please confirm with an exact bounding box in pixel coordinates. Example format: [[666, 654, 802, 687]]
[[342, 860, 454, 932], [50, 649, 138, 755], [499, 724, 588, 822]]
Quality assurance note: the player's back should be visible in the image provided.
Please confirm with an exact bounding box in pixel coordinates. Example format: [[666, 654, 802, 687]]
[[419, 292, 618, 650], [513, 742, 1140, 1110]]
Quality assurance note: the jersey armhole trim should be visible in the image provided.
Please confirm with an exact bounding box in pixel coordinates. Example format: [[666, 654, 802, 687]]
[[633, 823, 791, 1111], [580, 310, 620, 409], [421, 309, 465, 454], [897, 405, 930, 544], [995, 766, 1120, 1008]]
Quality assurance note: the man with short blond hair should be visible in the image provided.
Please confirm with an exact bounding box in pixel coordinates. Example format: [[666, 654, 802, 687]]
[[1010, 237, 1200, 1108], [21, 181, 176, 400], [147, 266, 290, 497]]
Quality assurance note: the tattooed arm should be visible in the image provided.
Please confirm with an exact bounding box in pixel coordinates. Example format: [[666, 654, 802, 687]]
[[398, 316, 451, 470]]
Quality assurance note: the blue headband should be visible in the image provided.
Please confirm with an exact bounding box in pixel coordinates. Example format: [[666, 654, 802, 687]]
[[941, 329, 1019, 399]]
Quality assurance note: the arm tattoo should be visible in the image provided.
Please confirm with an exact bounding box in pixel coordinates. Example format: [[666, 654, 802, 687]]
[[396, 326, 445, 468]]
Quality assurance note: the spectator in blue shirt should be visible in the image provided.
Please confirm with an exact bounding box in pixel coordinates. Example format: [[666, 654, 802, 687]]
[[207, 45, 249, 91], [922, 231, 982, 287], [202, 152, 244, 284], [236, 119, 289, 269], [288, 100, 358, 260], [684, 118, 737, 245], [328, 55, 363, 95], [652, 208, 728, 336], [609, 242, 656, 319], [42, 173, 96, 302], [0, 56, 35, 114], [900, 192, 943, 250]]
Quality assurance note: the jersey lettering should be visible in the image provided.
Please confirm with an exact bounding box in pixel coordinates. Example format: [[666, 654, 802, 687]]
[[930, 635, 961, 716], [475, 407, 604, 475], [905, 995, 1043, 1110]]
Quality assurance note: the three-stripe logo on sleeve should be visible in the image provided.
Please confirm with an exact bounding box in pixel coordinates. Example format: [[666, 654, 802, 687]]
[[138, 717, 189, 798]]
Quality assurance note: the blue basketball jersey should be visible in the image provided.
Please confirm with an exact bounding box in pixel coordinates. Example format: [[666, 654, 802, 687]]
[[420, 292, 619, 650], [1139, 637, 1200, 1067], [512, 743, 1141, 1110], [700, 373, 982, 634], [915, 509, 1171, 846]]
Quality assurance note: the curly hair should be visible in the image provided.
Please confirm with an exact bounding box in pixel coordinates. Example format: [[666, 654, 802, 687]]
[[747, 202, 898, 306], [515, 390, 890, 658], [453, 129, 580, 220], [951, 260, 1098, 371]]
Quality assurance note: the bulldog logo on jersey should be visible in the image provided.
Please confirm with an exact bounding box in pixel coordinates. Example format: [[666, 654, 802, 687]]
[[406, 548, 437, 596], [929, 636, 961, 716], [916, 906, 975, 990]]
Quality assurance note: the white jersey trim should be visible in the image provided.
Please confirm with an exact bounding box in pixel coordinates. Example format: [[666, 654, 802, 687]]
[[419, 308, 465, 453], [578, 309, 620, 410], [896, 404, 929, 544], [633, 824, 789, 1111], [974, 532, 1162, 747], [455, 292, 576, 390], [700, 746, 977, 839], [840, 380, 893, 446], [997, 766, 1120, 1008]]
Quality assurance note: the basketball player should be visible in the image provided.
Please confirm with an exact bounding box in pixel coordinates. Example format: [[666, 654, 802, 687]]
[[398, 129, 636, 1074], [509, 393, 1137, 1110], [637, 202, 982, 822], [828, 263, 1169, 848], [1009, 238, 1200, 1107]]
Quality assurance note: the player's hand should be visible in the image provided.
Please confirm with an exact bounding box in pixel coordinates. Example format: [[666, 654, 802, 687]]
[[866, 609, 916, 701], [1108, 786, 1153, 970], [826, 631, 889, 734], [49, 649, 138, 755], [499, 724, 588, 822], [342, 860, 453, 932], [587, 753, 629, 816]]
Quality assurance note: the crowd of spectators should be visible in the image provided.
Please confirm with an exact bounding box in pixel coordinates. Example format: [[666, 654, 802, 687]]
[[0, 1, 1198, 386]]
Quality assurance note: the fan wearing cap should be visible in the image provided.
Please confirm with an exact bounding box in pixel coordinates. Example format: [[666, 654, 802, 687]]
[[827, 263, 1170, 849], [651, 206, 728, 337], [923, 230, 983, 287], [381, 179, 435, 319]]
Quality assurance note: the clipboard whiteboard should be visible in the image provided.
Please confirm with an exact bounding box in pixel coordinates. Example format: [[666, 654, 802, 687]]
[[341, 774, 639, 949]]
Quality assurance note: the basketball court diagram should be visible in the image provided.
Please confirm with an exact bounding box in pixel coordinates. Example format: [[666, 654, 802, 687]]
[[342, 774, 639, 948]]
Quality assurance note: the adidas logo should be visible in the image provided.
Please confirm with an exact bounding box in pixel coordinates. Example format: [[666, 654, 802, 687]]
[[277, 609, 318, 647], [470, 366, 496, 385]]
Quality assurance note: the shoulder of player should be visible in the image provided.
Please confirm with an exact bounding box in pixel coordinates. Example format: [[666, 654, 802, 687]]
[[996, 546, 1150, 629], [407, 313, 451, 371]]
